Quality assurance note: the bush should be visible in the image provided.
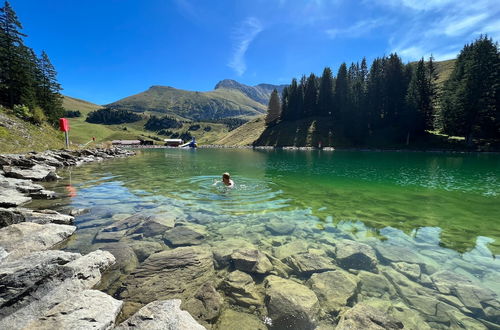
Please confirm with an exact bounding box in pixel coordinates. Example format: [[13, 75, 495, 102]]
[[86, 108, 142, 124], [203, 126, 212, 132], [31, 106, 46, 125], [65, 110, 81, 118], [158, 129, 173, 136], [13, 104, 31, 120], [188, 124, 201, 131]]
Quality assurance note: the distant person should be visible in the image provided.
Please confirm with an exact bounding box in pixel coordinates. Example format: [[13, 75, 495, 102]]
[[213, 172, 234, 188]]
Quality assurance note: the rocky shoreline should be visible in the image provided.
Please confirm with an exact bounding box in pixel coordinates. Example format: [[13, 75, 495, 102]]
[[0, 148, 205, 329]]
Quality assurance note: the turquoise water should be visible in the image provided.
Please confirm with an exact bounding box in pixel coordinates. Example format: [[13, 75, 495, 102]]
[[32, 149, 500, 328]]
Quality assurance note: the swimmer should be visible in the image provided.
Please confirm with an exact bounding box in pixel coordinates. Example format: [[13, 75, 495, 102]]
[[213, 172, 234, 188]]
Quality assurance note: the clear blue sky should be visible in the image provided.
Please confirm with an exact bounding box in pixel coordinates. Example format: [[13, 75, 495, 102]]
[[10, 0, 500, 105]]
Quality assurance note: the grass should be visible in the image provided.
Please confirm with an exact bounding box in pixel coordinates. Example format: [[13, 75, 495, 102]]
[[215, 116, 266, 146]]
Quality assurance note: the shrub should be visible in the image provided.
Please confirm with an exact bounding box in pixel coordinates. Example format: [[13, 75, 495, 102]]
[[65, 110, 81, 118], [31, 106, 47, 125]]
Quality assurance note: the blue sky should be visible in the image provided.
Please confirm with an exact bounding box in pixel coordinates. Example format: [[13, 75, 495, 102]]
[[11, 0, 500, 105]]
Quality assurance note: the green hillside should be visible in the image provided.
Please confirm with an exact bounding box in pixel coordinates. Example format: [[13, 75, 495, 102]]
[[107, 85, 267, 121], [0, 107, 64, 153], [215, 117, 266, 146]]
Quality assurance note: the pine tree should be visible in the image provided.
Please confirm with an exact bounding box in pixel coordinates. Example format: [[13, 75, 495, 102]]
[[279, 86, 289, 120], [37, 51, 63, 123], [303, 73, 318, 117], [334, 63, 349, 123], [318, 67, 334, 117], [265, 89, 281, 125], [441, 36, 499, 144]]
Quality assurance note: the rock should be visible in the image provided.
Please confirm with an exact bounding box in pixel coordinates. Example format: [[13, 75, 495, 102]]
[[97, 242, 139, 294], [3, 164, 59, 181], [231, 249, 273, 274], [0, 250, 115, 329], [69, 208, 89, 216], [335, 240, 378, 271], [129, 241, 165, 262], [336, 303, 404, 330], [116, 299, 205, 330], [264, 275, 320, 330], [360, 298, 431, 330], [391, 262, 421, 280], [0, 222, 76, 256], [103, 212, 176, 238], [357, 270, 397, 299], [17, 208, 74, 225], [455, 284, 497, 315], [0, 207, 25, 228], [265, 220, 296, 235], [23, 289, 123, 330], [430, 270, 476, 295], [29, 189, 57, 199], [375, 244, 424, 265], [0, 188, 31, 207], [163, 225, 205, 247], [119, 246, 215, 308], [273, 239, 310, 260], [183, 282, 223, 323], [216, 309, 266, 330], [222, 270, 263, 307], [211, 238, 256, 269], [307, 268, 359, 315], [0, 175, 44, 193], [284, 251, 336, 276], [94, 229, 127, 242]]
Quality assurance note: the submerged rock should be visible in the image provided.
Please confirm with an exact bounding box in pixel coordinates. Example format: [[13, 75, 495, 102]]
[[183, 282, 223, 323], [264, 275, 320, 330], [129, 240, 165, 262], [335, 240, 378, 272], [101, 212, 177, 239], [211, 238, 256, 269], [273, 239, 310, 260], [231, 249, 273, 274], [0, 222, 75, 256], [391, 262, 421, 280], [357, 270, 397, 299], [284, 251, 336, 276], [375, 244, 425, 265], [163, 225, 206, 247], [265, 220, 296, 235], [222, 270, 264, 307], [336, 303, 404, 330], [116, 299, 205, 330], [119, 246, 215, 310], [23, 289, 123, 330], [216, 309, 266, 330], [307, 268, 359, 315]]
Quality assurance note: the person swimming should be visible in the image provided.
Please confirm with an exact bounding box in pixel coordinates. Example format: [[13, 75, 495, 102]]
[[213, 172, 234, 188]]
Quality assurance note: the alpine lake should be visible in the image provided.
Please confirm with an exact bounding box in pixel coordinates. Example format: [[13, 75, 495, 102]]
[[29, 148, 500, 329]]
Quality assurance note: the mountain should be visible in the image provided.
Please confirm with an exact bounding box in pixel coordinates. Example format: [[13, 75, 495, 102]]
[[214, 79, 287, 104]]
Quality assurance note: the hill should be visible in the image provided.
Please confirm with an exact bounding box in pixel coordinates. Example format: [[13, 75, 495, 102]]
[[215, 117, 266, 146], [214, 79, 287, 104], [0, 108, 64, 153], [106, 85, 268, 121]]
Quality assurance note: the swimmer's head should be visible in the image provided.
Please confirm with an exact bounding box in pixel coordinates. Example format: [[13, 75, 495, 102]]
[[222, 172, 230, 181]]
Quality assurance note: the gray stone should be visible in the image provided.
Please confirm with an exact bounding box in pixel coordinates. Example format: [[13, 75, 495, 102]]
[[211, 238, 256, 269], [231, 249, 273, 274], [3, 164, 59, 181], [69, 208, 89, 216], [103, 212, 176, 238], [0, 188, 31, 207], [29, 189, 57, 199], [0, 222, 76, 255], [163, 225, 205, 246], [94, 229, 127, 242], [0, 207, 24, 228], [129, 241, 165, 262], [265, 275, 320, 330], [358, 270, 397, 299], [360, 298, 431, 330], [265, 220, 296, 235], [375, 244, 425, 265], [0, 175, 44, 193], [116, 299, 205, 330], [273, 239, 310, 260], [24, 289, 123, 330], [307, 268, 359, 315], [0, 250, 115, 329], [222, 270, 263, 307], [336, 303, 404, 330], [335, 240, 378, 271], [17, 208, 74, 225], [284, 251, 336, 275], [216, 309, 266, 330]]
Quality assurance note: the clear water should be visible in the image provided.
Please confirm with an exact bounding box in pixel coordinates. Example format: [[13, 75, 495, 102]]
[[30, 148, 500, 328]]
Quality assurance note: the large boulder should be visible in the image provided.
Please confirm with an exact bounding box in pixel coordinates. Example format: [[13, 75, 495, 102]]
[[23, 290, 122, 330], [335, 240, 378, 271], [375, 244, 425, 265], [273, 239, 310, 260], [231, 249, 273, 274], [307, 268, 359, 315], [0, 207, 25, 228], [3, 164, 59, 181], [0, 175, 44, 193], [222, 270, 264, 307], [264, 275, 320, 330], [119, 246, 215, 314], [183, 282, 223, 323], [265, 219, 296, 235], [336, 303, 404, 330], [116, 299, 205, 330], [0, 222, 75, 256], [0, 250, 115, 329], [102, 212, 176, 238], [210, 238, 256, 269], [216, 309, 267, 330], [17, 208, 74, 225], [284, 251, 336, 276]]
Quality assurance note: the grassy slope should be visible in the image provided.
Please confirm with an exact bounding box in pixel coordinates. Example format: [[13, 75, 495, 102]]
[[215, 117, 266, 146], [107, 86, 266, 120], [0, 108, 64, 153]]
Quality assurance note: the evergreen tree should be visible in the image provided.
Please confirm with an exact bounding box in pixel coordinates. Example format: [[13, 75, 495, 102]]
[[284, 78, 301, 121], [318, 67, 334, 116], [440, 36, 499, 144], [280, 86, 289, 120], [303, 73, 318, 117], [36, 51, 63, 122], [265, 88, 281, 125], [404, 58, 429, 143], [334, 63, 349, 123]]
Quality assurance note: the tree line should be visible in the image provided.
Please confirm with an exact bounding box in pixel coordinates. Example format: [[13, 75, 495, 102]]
[[86, 107, 142, 125], [265, 36, 499, 146], [0, 1, 63, 124]]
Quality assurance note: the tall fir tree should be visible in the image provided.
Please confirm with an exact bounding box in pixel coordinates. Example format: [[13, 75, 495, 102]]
[[265, 89, 281, 125], [303, 73, 318, 117], [37, 50, 63, 123], [333, 63, 349, 124], [318, 67, 334, 117]]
